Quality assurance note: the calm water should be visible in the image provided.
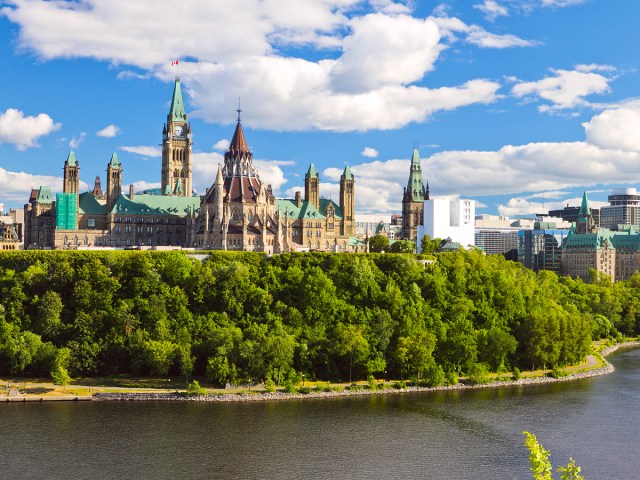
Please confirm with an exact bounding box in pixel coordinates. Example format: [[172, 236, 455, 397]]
[[2, 349, 640, 480]]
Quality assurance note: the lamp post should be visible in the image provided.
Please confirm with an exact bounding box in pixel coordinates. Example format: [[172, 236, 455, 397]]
[[302, 374, 305, 386], [384, 370, 387, 383]]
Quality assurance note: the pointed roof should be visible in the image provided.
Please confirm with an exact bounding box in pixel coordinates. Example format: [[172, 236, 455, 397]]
[[174, 180, 183, 194], [307, 163, 318, 178], [169, 77, 186, 122], [578, 191, 591, 218], [109, 152, 120, 167], [229, 121, 250, 154], [342, 165, 353, 180], [65, 150, 78, 166], [406, 147, 425, 202], [215, 164, 224, 184]]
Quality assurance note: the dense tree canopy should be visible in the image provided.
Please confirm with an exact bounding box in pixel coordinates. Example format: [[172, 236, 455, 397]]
[[0, 250, 635, 384]]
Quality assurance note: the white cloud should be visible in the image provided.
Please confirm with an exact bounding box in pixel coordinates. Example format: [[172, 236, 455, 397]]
[[96, 124, 120, 138], [432, 15, 536, 49], [0, 108, 61, 150], [583, 100, 640, 152], [120, 145, 162, 157], [0, 166, 87, 203], [213, 139, 230, 151], [512, 66, 614, 112], [131, 180, 161, 192], [498, 196, 607, 217], [474, 1, 509, 21], [3, 2, 506, 132], [69, 132, 86, 149], [361, 147, 379, 158]]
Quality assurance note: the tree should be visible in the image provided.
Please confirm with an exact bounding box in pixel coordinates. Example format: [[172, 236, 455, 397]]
[[523, 431, 585, 480], [368, 234, 390, 253], [420, 234, 442, 254], [333, 323, 369, 382], [388, 240, 415, 253]]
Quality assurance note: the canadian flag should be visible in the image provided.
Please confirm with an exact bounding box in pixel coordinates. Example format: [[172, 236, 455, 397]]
[[171, 60, 179, 66]]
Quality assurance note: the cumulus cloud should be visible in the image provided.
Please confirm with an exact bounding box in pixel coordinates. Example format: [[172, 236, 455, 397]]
[[0, 166, 86, 203], [361, 147, 378, 158], [583, 100, 640, 152], [474, 1, 509, 21], [96, 124, 120, 138], [0, 108, 61, 150], [498, 196, 608, 217], [433, 15, 537, 48], [3, 1, 508, 132], [512, 65, 614, 112], [69, 132, 86, 149], [120, 145, 162, 157], [212, 139, 230, 151]]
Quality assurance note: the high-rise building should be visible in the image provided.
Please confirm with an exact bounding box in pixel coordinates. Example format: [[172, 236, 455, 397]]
[[599, 188, 640, 230], [417, 198, 475, 252]]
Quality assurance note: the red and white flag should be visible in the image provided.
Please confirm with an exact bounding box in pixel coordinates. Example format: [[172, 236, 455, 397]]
[[171, 59, 179, 66]]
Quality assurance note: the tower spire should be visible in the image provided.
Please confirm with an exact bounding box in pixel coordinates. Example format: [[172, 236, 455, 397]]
[[236, 97, 242, 123]]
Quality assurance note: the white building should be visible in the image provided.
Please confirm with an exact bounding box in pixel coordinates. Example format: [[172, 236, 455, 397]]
[[417, 198, 475, 251]]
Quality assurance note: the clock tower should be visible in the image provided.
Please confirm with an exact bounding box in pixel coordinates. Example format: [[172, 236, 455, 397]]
[[161, 77, 192, 196]]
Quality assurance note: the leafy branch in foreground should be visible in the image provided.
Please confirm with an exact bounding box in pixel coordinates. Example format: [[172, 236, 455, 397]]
[[523, 431, 585, 480]]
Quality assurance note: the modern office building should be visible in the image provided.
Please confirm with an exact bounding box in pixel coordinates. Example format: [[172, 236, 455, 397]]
[[599, 188, 640, 230], [417, 198, 475, 252]]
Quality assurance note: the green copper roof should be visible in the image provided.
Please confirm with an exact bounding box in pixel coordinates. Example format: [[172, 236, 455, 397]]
[[306, 163, 318, 177], [78, 192, 106, 215], [407, 148, 425, 202], [37, 186, 53, 204], [110, 194, 199, 216], [174, 180, 183, 194], [342, 165, 353, 180], [169, 77, 186, 122], [275, 197, 344, 220], [564, 228, 615, 250], [578, 191, 591, 219], [65, 150, 78, 166], [109, 152, 120, 167]]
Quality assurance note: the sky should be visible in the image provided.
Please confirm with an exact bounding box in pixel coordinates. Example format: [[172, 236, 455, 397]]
[[1, 0, 640, 218]]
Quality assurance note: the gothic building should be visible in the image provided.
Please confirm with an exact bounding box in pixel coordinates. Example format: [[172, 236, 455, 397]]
[[402, 147, 429, 241], [24, 78, 359, 252], [196, 111, 357, 252]]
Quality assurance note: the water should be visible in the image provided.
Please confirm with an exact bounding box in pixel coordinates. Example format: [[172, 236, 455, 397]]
[[2, 349, 640, 479]]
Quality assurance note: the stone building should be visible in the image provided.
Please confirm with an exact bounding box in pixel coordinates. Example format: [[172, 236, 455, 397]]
[[24, 77, 358, 252], [402, 147, 429, 241]]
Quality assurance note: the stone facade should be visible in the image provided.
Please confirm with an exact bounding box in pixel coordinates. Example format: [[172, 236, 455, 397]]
[[23, 78, 359, 252], [402, 148, 428, 242]]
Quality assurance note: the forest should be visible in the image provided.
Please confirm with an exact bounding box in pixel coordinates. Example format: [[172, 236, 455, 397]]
[[0, 250, 638, 386]]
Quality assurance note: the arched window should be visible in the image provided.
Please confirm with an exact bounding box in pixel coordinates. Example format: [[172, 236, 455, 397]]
[[232, 209, 239, 221], [73, 236, 78, 245], [84, 236, 88, 245], [63, 235, 68, 245]]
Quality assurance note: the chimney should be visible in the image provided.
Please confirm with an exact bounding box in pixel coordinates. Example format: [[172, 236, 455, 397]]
[[129, 184, 135, 200], [295, 191, 301, 208]]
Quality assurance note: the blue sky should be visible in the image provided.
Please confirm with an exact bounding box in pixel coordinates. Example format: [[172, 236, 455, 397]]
[[1, 0, 640, 218]]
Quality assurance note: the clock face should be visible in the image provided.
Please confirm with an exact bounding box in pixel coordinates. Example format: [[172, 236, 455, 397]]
[[173, 125, 184, 137]]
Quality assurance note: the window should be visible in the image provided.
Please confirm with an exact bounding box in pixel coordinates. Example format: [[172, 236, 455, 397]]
[[88, 219, 95, 228]]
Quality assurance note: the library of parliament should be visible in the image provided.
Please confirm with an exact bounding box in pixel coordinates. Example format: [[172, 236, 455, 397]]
[[24, 78, 358, 252]]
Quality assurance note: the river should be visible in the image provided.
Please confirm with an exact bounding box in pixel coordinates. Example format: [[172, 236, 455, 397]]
[[2, 348, 639, 479]]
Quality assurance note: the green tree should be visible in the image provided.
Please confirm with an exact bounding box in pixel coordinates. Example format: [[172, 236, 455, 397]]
[[368, 234, 390, 253], [523, 431, 585, 480], [388, 240, 415, 253], [420, 234, 442, 254], [333, 323, 370, 382]]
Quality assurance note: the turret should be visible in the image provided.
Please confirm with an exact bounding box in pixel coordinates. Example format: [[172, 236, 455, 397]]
[[106, 152, 122, 211], [340, 165, 355, 235], [161, 77, 192, 197], [305, 163, 320, 210]]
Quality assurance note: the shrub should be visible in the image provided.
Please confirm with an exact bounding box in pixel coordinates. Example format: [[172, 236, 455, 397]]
[[392, 381, 406, 390], [468, 363, 491, 385], [348, 383, 363, 392], [298, 386, 311, 394], [512, 367, 522, 381], [284, 381, 297, 394], [186, 380, 206, 396], [446, 370, 458, 386], [367, 375, 378, 390], [548, 367, 568, 379], [423, 364, 445, 387], [264, 378, 276, 393]]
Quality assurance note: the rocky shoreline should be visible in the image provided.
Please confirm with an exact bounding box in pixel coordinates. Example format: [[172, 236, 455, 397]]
[[93, 341, 640, 403]]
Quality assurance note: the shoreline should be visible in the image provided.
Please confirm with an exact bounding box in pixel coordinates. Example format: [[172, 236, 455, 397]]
[[91, 341, 640, 403]]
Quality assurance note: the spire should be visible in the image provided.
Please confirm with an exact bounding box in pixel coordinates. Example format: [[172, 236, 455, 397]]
[[342, 165, 353, 180], [406, 147, 425, 202], [307, 163, 318, 177], [65, 150, 78, 166], [215, 164, 224, 185], [229, 118, 250, 154], [109, 152, 120, 167], [425, 181, 430, 200], [578, 191, 591, 218], [169, 77, 186, 122]]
